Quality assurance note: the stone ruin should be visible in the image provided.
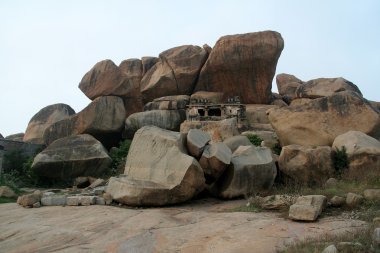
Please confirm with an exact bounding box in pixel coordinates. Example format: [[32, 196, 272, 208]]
[[186, 96, 246, 123]]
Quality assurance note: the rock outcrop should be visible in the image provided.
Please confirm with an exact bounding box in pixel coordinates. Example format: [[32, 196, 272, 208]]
[[180, 118, 239, 143], [23, 103, 75, 144], [124, 110, 186, 139], [276, 73, 304, 103], [276, 74, 362, 103], [209, 145, 277, 199], [332, 131, 380, 179], [106, 126, 205, 206], [141, 56, 159, 76], [32, 134, 111, 179], [268, 91, 380, 146], [194, 31, 284, 104], [141, 45, 208, 103], [278, 145, 334, 186], [43, 96, 126, 148]]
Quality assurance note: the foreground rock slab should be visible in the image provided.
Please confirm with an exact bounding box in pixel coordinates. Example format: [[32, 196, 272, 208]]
[[0, 199, 367, 253], [107, 126, 205, 206]]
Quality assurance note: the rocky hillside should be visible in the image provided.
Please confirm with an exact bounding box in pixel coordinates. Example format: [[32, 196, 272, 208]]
[[3, 30, 380, 209]]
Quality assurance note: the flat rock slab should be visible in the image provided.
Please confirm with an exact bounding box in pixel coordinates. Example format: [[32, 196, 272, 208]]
[[0, 199, 366, 253]]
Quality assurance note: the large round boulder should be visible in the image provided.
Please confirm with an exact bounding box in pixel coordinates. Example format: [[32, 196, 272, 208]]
[[278, 145, 334, 186], [106, 126, 205, 206], [332, 131, 380, 180], [140, 45, 208, 103], [23, 103, 75, 144], [43, 96, 126, 148], [78, 59, 143, 116], [209, 145, 277, 199], [79, 60, 130, 100], [276, 73, 304, 103], [32, 134, 111, 179], [194, 31, 284, 104], [268, 91, 380, 146], [124, 110, 186, 139]]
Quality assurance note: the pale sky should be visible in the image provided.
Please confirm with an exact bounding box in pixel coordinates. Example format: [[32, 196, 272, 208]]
[[1, 0, 379, 137]]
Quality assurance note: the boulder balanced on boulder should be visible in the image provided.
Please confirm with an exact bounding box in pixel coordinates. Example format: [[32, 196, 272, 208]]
[[106, 126, 205, 206]]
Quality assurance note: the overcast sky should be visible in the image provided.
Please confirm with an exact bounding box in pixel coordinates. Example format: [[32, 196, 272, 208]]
[[1, 0, 379, 137]]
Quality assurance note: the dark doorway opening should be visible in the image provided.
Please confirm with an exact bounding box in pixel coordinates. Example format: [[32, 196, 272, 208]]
[[208, 108, 221, 117]]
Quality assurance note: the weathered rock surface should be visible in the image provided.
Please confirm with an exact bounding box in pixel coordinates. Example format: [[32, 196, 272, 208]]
[[245, 104, 278, 125], [289, 195, 327, 221], [322, 244, 338, 253], [0, 200, 367, 253], [17, 192, 41, 207], [332, 131, 380, 179], [32, 134, 111, 179], [141, 56, 159, 76], [278, 145, 334, 186], [144, 95, 189, 111], [5, 133, 24, 141], [118, 58, 144, 116], [79, 60, 130, 100], [41, 195, 67, 206], [223, 135, 252, 153], [190, 91, 223, 104], [296, 77, 362, 99], [330, 196, 346, 207], [180, 118, 239, 143], [276, 73, 304, 103], [345, 192, 363, 207], [107, 126, 205, 206], [199, 143, 232, 184], [141, 45, 208, 103], [256, 195, 294, 210], [0, 186, 17, 198], [276, 74, 362, 103], [0, 133, 3, 139], [373, 228, 380, 250], [43, 96, 126, 147], [124, 110, 186, 139], [23, 104, 75, 144], [363, 189, 380, 201], [209, 145, 277, 199], [194, 31, 284, 104], [186, 129, 211, 158], [268, 91, 380, 146]]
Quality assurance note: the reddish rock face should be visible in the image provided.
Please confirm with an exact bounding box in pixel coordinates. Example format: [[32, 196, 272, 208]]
[[79, 59, 144, 116], [140, 45, 209, 103], [79, 60, 129, 100], [194, 31, 284, 104]]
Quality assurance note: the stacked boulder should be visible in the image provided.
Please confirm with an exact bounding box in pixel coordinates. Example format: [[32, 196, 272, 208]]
[[106, 126, 278, 205]]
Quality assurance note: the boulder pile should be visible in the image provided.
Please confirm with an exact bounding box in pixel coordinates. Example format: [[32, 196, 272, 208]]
[[6, 29, 380, 210]]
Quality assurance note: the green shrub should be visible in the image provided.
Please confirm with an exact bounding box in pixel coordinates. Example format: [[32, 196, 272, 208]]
[[1, 149, 42, 188], [247, 134, 263, 146], [333, 146, 349, 177], [109, 139, 132, 176], [272, 143, 282, 155]]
